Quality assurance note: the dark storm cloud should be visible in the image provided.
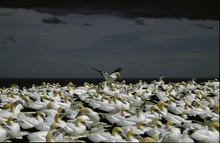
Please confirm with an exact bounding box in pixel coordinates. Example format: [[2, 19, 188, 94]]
[[0, 8, 219, 78]]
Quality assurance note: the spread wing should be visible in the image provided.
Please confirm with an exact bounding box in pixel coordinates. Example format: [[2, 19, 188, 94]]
[[91, 67, 122, 82], [91, 67, 106, 77], [111, 68, 122, 74]]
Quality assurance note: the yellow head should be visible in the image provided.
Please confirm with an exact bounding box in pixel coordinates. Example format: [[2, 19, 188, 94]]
[[153, 120, 162, 128], [166, 121, 173, 129], [112, 126, 123, 136]]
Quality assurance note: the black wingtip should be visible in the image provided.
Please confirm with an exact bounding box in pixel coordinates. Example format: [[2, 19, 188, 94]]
[[91, 67, 98, 71], [113, 68, 122, 73], [91, 67, 102, 73]]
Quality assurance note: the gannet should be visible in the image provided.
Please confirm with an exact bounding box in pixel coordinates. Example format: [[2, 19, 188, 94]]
[[0, 120, 10, 142], [105, 108, 134, 124], [143, 105, 163, 121], [163, 111, 189, 124], [88, 95, 117, 112], [140, 135, 158, 143], [91, 67, 122, 83], [4, 116, 21, 138], [17, 111, 47, 129], [140, 133, 166, 143], [77, 107, 100, 127], [126, 129, 143, 142], [145, 120, 165, 138], [178, 129, 194, 143], [57, 106, 79, 120], [88, 126, 126, 142], [126, 92, 143, 107], [125, 107, 146, 124], [0, 100, 23, 120], [46, 124, 66, 142], [189, 121, 219, 143], [23, 122, 66, 142], [32, 113, 64, 131], [157, 101, 168, 116], [161, 121, 181, 142], [122, 121, 149, 135], [66, 117, 87, 136]]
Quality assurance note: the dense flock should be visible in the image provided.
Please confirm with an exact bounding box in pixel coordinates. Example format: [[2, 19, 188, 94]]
[[0, 78, 219, 142]]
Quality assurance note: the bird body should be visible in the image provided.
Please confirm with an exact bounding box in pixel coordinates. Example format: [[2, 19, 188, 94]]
[[88, 126, 126, 142], [4, 116, 21, 138], [0, 120, 8, 142], [66, 117, 87, 136]]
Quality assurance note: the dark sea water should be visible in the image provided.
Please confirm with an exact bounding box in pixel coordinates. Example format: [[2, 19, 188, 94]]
[[0, 78, 217, 88]]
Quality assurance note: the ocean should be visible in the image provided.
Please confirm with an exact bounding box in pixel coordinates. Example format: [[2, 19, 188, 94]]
[[0, 78, 217, 88]]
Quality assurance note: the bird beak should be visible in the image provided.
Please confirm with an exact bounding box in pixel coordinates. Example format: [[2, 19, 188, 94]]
[[119, 131, 126, 139], [60, 112, 70, 119], [14, 119, 25, 123], [155, 109, 164, 116], [84, 121, 91, 129], [134, 134, 143, 140], [52, 130, 61, 138], [42, 116, 47, 122], [2, 123, 11, 131], [14, 100, 22, 107], [59, 127, 67, 135], [54, 127, 67, 137], [75, 111, 83, 118], [121, 99, 126, 104]]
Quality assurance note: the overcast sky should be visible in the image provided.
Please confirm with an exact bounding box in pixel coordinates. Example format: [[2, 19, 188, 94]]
[[0, 8, 219, 78]]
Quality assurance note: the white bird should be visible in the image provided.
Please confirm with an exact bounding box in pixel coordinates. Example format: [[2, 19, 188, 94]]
[[77, 107, 100, 127], [161, 121, 181, 142], [145, 120, 165, 138], [88, 126, 126, 142], [0, 120, 10, 142], [66, 117, 87, 136], [91, 67, 122, 83], [25, 95, 49, 111], [105, 108, 134, 125], [126, 129, 143, 142], [140, 135, 160, 143], [103, 95, 129, 111], [17, 111, 47, 129], [163, 111, 189, 124], [57, 106, 79, 120], [125, 107, 147, 124], [157, 101, 168, 116], [23, 122, 66, 142], [33, 113, 64, 131], [122, 121, 149, 135], [46, 124, 66, 142], [0, 100, 23, 120], [3, 116, 21, 139], [178, 129, 194, 143], [96, 81, 119, 95], [155, 90, 170, 102], [189, 121, 219, 143], [126, 92, 143, 107], [143, 105, 163, 121], [88, 94, 114, 112], [167, 102, 190, 115]]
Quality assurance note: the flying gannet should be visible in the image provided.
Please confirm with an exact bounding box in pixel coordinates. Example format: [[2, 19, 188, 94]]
[[91, 67, 122, 83]]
